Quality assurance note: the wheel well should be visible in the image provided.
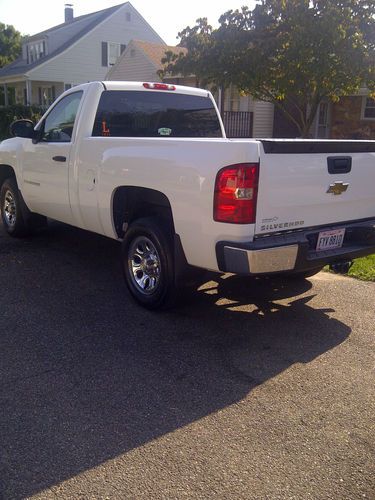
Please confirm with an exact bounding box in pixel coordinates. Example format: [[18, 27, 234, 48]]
[[0, 165, 16, 189], [112, 186, 175, 238]]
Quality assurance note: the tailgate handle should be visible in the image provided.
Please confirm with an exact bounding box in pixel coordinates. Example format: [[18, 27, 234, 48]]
[[327, 156, 352, 174]]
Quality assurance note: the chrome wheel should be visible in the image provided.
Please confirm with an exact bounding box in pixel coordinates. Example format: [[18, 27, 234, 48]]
[[3, 189, 16, 227], [128, 236, 161, 295]]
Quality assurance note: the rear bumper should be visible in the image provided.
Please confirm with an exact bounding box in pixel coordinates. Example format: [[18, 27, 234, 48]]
[[216, 218, 375, 275]]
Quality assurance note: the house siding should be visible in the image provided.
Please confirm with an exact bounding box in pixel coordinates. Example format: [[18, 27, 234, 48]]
[[106, 43, 159, 81], [252, 100, 274, 137], [330, 96, 375, 140], [28, 4, 164, 84]]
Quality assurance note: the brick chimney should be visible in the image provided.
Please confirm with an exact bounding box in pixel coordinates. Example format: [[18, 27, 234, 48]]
[[65, 4, 74, 23]]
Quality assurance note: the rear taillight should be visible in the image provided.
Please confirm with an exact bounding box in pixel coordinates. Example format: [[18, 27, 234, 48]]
[[214, 163, 259, 224], [143, 82, 176, 91]]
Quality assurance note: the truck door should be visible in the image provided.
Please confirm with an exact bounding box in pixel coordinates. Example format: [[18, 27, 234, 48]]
[[20, 91, 83, 224]]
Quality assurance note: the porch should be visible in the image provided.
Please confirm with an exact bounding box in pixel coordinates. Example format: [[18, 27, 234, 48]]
[[0, 79, 65, 106]]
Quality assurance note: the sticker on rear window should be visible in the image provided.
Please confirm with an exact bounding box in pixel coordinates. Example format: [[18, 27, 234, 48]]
[[158, 127, 172, 136]]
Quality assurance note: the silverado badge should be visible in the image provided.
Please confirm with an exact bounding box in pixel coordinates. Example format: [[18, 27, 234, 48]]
[[326, 181, 349, 196]]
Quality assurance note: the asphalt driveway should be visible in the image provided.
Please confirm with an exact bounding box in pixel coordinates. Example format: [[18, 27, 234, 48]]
[[0, 221, 374, 499]]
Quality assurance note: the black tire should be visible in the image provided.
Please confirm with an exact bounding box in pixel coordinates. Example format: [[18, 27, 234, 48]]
[[0, 177, 31, 237], [121, 217, 177, 309]]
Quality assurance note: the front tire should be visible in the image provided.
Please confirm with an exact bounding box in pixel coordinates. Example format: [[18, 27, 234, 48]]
[[0, 178, 30, 237], [122, 217, 176, 309]]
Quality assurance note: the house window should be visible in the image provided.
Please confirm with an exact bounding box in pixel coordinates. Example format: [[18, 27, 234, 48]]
[[27, 40, 46, 63], [39, 87, 54, 106], [102, 42, 126, 66], [108, 42, 121, 66], [317, 101, 330, 138], [362, 97, 375, 120]]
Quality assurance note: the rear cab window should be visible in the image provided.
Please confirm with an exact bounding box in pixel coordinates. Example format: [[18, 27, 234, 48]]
[[92, 90, 222, 138]]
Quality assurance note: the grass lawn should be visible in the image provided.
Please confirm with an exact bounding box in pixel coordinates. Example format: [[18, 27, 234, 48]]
[[348, 254, 375, 281], [324, 254, 375, 281]]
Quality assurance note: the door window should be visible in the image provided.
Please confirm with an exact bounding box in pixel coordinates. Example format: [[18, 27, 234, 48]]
[[42, 91, 83, 142]]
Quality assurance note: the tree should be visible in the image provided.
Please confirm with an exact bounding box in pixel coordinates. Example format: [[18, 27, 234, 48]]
[[162, 0, 375, 137], [0, 23, 22, 68]]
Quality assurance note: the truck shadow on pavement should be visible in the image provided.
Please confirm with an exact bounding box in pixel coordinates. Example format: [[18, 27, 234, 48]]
[[0, 222, 351, 499]]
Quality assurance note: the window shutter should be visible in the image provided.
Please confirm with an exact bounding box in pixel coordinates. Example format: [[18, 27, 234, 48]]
[[102, 42, 108, 66], [42, 40, 46, 57], [120, 44, 126, 54], [26, 45, 29, 64], [52, 86, 56, 101], [38, 87, 42, 105]]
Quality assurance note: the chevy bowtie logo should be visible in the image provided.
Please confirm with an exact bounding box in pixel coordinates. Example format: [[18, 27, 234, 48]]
[[326, 181, 349, 196]]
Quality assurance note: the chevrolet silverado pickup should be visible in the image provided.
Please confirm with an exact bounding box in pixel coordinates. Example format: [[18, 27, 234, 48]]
[[1, 81, 375, 308]]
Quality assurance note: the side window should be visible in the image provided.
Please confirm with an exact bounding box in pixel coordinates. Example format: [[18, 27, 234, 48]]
[[42, 91, 83, 142]]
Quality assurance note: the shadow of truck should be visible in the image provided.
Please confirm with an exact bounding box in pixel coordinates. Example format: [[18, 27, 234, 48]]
[[0, 222, 351, 498]]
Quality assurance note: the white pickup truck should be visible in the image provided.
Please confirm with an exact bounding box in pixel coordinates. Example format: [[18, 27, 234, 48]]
[[1, 81, 375, 308]]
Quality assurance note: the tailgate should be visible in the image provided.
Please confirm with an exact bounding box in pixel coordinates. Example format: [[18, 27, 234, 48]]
[[256, 140, 375, 236]]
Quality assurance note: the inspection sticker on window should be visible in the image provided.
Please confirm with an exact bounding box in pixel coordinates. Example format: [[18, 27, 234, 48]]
[[316, 228, 345, 251], [158, 127, 172, 136]]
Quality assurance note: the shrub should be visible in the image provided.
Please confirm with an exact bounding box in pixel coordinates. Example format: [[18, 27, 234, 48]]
[[0, 104, 45, 141]]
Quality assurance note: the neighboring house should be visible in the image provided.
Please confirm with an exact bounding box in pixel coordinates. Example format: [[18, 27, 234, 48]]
[[327, 92, 375, 140], [106, 39, 274, 138], [273, 89, 375, 139], [0, 2, 164, 107]]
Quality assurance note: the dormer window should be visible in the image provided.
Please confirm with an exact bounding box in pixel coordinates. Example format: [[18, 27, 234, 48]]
[[27, 40, 46, 64]]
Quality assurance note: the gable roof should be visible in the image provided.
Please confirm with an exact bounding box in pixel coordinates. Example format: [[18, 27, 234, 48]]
[[27, 3, 125, 42], [133, 40, 187, 70], [106, 39, 186, 79], [0, 2, 160, 79]]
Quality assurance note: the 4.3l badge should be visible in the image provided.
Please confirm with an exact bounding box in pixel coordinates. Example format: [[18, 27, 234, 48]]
[[326, 181, 349, 196]]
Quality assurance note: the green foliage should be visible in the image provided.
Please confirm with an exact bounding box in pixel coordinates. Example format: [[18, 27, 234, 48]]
[[163, 0, 375, 137], [0, 105, 44, 141], [325, 254, 375, 281], [348, 255, 375, 281], [0, 23, 22, 68]]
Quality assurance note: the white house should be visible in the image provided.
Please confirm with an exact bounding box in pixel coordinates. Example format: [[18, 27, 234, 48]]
[[0, 2, 164, 106], [105, 39, 274, 138]]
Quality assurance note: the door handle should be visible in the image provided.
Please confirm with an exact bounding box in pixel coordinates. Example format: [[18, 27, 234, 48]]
[[52, 156, 66, 162]]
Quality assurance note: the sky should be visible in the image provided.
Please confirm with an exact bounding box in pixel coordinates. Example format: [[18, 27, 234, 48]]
[[0, 0, 256, 45]]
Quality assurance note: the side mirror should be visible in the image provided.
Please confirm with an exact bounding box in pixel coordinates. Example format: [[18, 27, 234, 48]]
[[10, 119, 37, 139]]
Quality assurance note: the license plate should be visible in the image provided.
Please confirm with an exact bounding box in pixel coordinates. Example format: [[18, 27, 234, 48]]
[[316, 228, 346, 251]]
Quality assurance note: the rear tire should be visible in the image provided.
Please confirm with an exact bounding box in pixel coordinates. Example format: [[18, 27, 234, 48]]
[[122, 217, 177, 309]]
